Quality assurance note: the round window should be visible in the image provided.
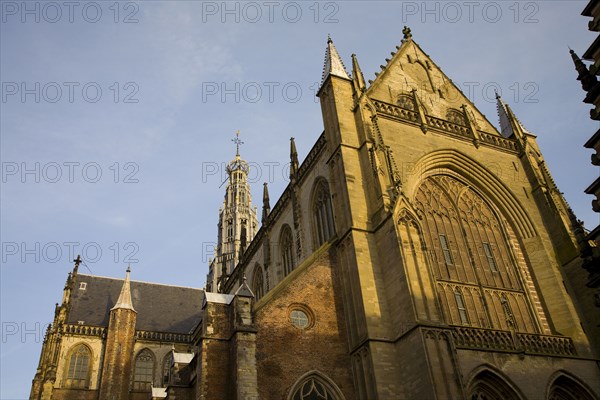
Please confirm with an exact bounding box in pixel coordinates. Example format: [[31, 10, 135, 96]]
[[290, 309, 310, 329]]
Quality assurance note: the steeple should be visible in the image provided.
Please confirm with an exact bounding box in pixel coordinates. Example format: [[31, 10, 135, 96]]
[[290, 137, 299, 181], [496, 92, 530, 139], [206, 131, 259, 293], [351, 53, 366, 93], [112, 266, 136, 311], [262, 182, 270, 225], [321, 35, 350, 85]]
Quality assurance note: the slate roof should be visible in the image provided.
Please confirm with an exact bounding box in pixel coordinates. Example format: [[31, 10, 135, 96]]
[[68, 274, 203, 334]]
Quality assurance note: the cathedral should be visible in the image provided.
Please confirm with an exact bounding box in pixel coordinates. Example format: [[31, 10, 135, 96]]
[[30, 28, 600, 400]]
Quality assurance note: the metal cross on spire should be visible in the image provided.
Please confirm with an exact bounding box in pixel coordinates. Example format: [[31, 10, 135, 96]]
[[232, 130, 244, 156]]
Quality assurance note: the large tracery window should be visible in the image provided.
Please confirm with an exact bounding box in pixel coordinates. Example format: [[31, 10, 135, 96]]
[[64, 344, 91, 389], [253, 264, 265, 300], [281, 225, 295, 276], [313, 180, 335, 247], [133, 349, 155, 391], [414, 175, 538, 332]]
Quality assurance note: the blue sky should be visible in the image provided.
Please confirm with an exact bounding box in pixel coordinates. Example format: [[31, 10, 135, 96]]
[[1, 1, 598, 398]]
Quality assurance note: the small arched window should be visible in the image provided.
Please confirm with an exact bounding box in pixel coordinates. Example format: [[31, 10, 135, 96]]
[[447, 108, 466, 125], [253, 265, 265, 300], [397, 94, 415, 111], [281, 225, 295, 276], [64, 344, 91, 389], [313, 180, 335, 247], [133, 349, 155, 391]]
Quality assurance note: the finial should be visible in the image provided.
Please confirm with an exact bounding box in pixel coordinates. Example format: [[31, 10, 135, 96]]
[[232, 130, 244, 156], [327, 33, 332, 43], [494, 89, 501, 99], [402, 26, 412, 40], [243, 274, 247, 284], [126, 264, 131, 273], [73, 254, 81, 273], [569, 46, 577, 57]]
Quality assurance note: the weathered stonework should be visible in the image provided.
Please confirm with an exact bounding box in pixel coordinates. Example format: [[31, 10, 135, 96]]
[[30, 31, 600, 400]]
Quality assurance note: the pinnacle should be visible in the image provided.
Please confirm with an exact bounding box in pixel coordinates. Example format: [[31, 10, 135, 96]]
[[321, 35, 350, 85], [111, 267, 136, 312]]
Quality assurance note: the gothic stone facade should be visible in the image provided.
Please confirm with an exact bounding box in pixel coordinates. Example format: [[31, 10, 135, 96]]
[[31, 31, 600, 400]]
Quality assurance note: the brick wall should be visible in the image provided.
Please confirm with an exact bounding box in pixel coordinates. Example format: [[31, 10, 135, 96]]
[[255, 246, 355, 399]]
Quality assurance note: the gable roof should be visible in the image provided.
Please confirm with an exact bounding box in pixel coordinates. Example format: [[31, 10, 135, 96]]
[[69, 274, 203, 334], [365, 34, 501, 135]]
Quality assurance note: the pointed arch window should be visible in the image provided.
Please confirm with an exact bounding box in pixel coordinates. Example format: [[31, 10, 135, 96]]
[[397, 94, 415, 111], [313, 180, 335, 247], [64, 344, 91, 389], [483, 243, 497, 272], [454, 290, 469, 325], [289, 373, 345, 400], [133, 349, 155, 391], [469, 369, 523, 400], [162, 352, 173, 386], [293, 379, 332, 400], [227, 220, 233, 240], [439, 234, 453, 265], [447, 108, 466, 126], [500, 294, 515, 328], [415, 175, 539, 332], [548, 375, 596, 400], [253, 265, 265, 300], [281, 225, 295, 276]]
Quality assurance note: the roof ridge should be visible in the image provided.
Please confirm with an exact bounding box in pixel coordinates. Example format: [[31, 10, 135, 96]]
[[77, 273, 203, 291]]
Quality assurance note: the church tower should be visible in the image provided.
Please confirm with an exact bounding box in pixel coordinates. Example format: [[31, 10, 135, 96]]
[[206, 132, 259, 292]]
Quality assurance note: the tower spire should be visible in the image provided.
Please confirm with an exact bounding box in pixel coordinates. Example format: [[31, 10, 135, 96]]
[[351, 53, 366, 93], [321, 35, 350, 85], [207, 134, 259, 293], [111, 265, 136, 312]]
